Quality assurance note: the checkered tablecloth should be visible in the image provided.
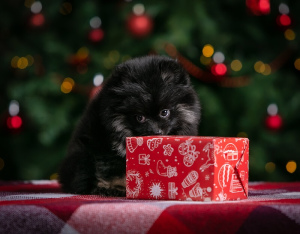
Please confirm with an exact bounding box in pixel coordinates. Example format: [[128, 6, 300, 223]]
[[0, 180, 299, 233]]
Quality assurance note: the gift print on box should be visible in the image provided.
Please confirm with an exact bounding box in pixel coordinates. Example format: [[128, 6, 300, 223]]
[[147, 138, 163, 151], [126, 170, 143, 198], [179, 139, 200, 167], [156, 160, 178, 178], [126, 136, 249, 201], [139, 154, 150, 165], [126, 137, 143, 153]]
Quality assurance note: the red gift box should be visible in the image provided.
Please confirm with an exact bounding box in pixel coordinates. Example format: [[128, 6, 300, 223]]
[[126, 136, 249, 201]]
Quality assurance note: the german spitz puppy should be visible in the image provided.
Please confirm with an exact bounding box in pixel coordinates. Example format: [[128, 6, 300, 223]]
[[59, 55, 201, 196]]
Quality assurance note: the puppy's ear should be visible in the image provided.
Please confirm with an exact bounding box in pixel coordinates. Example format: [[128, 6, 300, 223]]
[[160, 60, 191, 86]]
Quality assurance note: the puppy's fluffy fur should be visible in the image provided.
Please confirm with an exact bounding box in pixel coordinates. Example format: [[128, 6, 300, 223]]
[[59, 55, 201, 196]]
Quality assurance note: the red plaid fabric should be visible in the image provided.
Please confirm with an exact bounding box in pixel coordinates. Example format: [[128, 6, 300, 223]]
[[0, 181, 300, 233]]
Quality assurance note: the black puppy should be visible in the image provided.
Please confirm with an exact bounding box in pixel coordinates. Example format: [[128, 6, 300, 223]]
[[59, 55, 201, 196]]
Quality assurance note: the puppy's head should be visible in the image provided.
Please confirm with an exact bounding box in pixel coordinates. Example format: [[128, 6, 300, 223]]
[[102, 56, 201, 156]]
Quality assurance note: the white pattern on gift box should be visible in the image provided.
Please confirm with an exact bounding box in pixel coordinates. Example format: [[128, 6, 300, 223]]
[[181, 170, 198, 188], [163, 144, 174, 156], [168, 182, 178, 199], [156, 160, 178, 178], [230, 171, 245, 193], [223, 143, 238, 161], [200, 143, 217, 172], [138, 154, 150, 165], [126, 170, 143, 198], [178, 139, 199, 167], [149, 182, 164, 199], [126, 137, 143, 153], [147, 138, 163, 151]]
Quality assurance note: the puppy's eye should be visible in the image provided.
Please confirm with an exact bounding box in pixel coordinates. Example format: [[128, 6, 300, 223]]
[[136, 115, 146, 123], [159, 109, 170, 118]]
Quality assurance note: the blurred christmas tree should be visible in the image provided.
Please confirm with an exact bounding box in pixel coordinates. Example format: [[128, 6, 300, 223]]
[[0, 0, 299, 181]]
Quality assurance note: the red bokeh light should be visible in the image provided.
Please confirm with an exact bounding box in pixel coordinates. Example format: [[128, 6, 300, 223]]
[[211, 63, 227, 76], [30, 13, 45, 27], [277, 14, 291, 26], [7, 116, 23, 129], [265, 114, 283, 130], [127, 14, 153, 38], [88, 28, 104, 42]]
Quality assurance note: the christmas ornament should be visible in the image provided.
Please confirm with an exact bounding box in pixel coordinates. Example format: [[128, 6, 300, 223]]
[[126, 14, 153, 38], [265, 114, 283, 130], [88, 28, 104, 43]]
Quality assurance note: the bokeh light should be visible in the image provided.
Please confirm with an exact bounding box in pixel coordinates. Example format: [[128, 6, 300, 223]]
[[211, 63, 227, 76], [284, 29, 296, 41], [202, 44, 214, 58], [60, 2, 72, 15], [90, 16, 102, 29], [265, 114, 282, 130], [61, 77, 75, 94], [237, 132, 248, 138], [265, 162, 276, 173], [279, 3, 289, 15], [286, 161, 297, 173], [93, 73, 104, 86], [77, 47, 89, 60], [294, 58, 300, 70], [200, 55, 211, 65], [262, 64, 271, 75], [50, 173, 58, 180], [277, 14, 291, 27], [267, 103, 278, 116], [9, 100, 20, 116], [231, 59, 242, 71], [259, 0, 270, 14], [133, 4, 145, 15], [30, 13, 45, 27], [24, 0, 34, 8], [212, 52, 225, 64], [18, 57, 29, 69], [254, 61, 264, 73], [31, 1, 42, 14], [7, 116, 23, 129], [109, 50, 120, 63]]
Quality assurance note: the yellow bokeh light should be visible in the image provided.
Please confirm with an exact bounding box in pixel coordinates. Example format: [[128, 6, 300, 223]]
[[254, 61, 265, 73], [60, 2, 72, 15], [17, 57, 29, 69], [11, 56, 20, 68], [109, 50, 120, 63], [77, 47, 89, 60], [286, 160, 297, 173], [294, 58, 300, 71], [200, 55, 211, 65], [231, 60, 243, 71], [237, 132, 248, 138], [24, 0, 35, 8], [262, 64, 272, 75], [0, 157, 4, 171], [50, 173, 58, 180], [284, 29, 296, 41], [26, 55, 34, 66], [61, 77, 75, 94], [202, 44, 214, 58], [265, 162, 276, 173]]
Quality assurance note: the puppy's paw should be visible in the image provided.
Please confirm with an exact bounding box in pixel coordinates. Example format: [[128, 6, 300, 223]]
[[95, 176, 126, 196]]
